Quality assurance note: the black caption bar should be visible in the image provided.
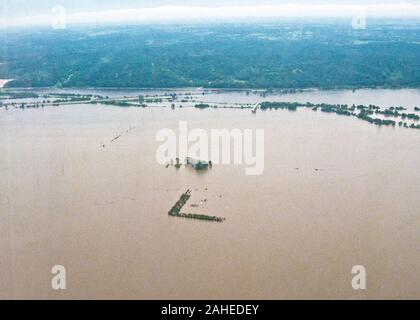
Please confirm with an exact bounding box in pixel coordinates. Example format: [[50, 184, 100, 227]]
[[1, 300, 417, 318]]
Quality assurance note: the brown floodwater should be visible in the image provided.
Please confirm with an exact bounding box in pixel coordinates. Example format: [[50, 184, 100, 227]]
[[0, 90, 419, 299]]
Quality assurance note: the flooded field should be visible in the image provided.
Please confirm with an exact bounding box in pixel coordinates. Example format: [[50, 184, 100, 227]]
[[1, 89, 420, 299]]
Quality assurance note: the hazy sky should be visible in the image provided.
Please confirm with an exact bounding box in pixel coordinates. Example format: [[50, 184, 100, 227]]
[[1, 0, 420, 27]]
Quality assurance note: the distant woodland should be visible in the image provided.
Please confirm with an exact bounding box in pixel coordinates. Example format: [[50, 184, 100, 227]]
[[1, 21, 420, 89]]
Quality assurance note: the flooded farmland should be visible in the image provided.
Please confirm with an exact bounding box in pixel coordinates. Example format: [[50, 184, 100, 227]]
[[1, 89, 420, 299]]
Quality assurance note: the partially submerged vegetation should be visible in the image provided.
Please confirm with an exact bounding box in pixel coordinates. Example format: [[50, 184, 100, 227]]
[[100, 100, 135, 107], [260, 101, 420, 129], [1, 89, 419, 130], [165, 157, 211, 170], [194, 103, 211, 109], [168, 190, 225, 222]]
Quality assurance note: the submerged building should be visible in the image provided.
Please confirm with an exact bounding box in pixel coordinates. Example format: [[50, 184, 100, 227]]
[[186, 157, 209, 170]]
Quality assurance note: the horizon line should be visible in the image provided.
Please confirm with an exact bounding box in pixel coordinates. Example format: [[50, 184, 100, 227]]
[[1, 4, 420, 28]]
